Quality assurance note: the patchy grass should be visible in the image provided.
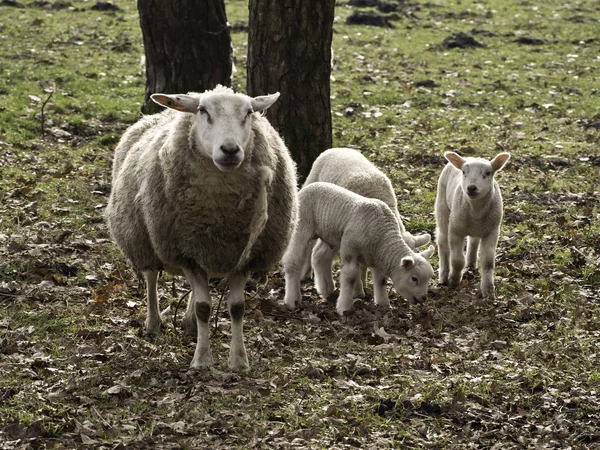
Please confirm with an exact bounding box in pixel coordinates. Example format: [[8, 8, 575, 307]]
[[1, 0, 599, 448]]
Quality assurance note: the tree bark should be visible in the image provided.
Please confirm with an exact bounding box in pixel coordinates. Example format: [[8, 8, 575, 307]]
[[137, 0, 232, 114], [247, 0, 336, 182]]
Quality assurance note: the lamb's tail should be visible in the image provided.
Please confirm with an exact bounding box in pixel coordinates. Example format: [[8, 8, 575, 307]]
[[234, 166, 274, 272]]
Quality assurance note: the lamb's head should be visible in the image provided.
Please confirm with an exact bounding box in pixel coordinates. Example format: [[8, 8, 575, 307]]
[[152, 87, 280, 172], [445, 152, 510, 200], [391, 245, 435, 303]]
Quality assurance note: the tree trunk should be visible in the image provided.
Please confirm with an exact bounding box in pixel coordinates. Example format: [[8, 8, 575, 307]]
[[247, 0, 336, 182], [137, 0, 232, 114]]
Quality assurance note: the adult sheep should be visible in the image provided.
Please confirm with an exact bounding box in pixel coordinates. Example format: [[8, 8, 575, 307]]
[[106, 85, 298, 371]]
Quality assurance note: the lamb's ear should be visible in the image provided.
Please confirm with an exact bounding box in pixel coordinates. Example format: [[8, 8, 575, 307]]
[[250, 92, 280, 112], [419, 245, 435, 260], [151, 94, 199, 113], [444, 152, 465, 169], [491, 152, 511, 172], [413, 233, 431, 248], [400, 255, 415, 269]]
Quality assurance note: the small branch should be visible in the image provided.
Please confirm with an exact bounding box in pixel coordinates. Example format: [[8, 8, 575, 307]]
[[172, 289, 192, 333], [40, 89, 54, 139]]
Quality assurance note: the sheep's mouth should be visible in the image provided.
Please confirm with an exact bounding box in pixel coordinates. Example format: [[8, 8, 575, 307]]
[[214, 160, 242, 171], [467, 191, 479, 198]]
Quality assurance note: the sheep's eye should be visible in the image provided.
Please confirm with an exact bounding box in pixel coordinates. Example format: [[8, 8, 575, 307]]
[[247, 109, 254, 116], [198, 105, 207, 114], [411, 275, 419, 285], [485, 171, 492, 177]]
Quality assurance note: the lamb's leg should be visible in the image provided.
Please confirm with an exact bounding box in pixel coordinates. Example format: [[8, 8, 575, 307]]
[[300, 239, 316, 280], [227, 272, 250, 371], [479, 231, 499, 299], [144, 270, 162, 336], [282, 228, 312, 309], [182, 268, 213, 370], [437, 228, 450, 285], [448, 233, 466, 288], [466, 236, 481, 269], [353, 265, 367, 299], [312, 239, 336, 299], [337, 253, 360, 315], [371, 267, 389, 309]]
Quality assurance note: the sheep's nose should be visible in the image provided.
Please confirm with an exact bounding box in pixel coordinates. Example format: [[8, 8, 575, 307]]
[[467, 185, 477, 194], [220, 144, 240, 156]]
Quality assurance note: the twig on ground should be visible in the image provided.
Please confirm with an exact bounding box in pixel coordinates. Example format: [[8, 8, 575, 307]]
[[41, 88, 54, 139]]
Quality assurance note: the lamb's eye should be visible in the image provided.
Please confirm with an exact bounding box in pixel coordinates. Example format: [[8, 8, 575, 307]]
[[198, 105, 207, 114], [411, 275, 419, 285], [485, 171, 492, 177], [247, 109, 254, 116]]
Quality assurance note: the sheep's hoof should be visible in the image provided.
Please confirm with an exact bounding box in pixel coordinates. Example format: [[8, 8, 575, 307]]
[[190, 350, 213, 370], [228, 352, 250, 372], [481, 290, 495, 300], [144, 318, 162, 338]]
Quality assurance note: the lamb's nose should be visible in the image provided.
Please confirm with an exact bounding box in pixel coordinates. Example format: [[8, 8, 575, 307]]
[[220, 144, 240, 156], [467, 185, 477, 193]]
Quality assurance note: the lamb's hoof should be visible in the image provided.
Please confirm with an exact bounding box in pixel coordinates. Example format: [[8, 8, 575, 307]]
[[448, 276, 462, 288], [181, 313, 197, 336], [481, 290, 495, 300]]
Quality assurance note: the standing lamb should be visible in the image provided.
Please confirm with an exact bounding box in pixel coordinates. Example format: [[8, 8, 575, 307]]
[[282, 182, 435, 315], [106, 85, 298, 371], [304, 147, 431, 250], [434, 151, 510, 299]]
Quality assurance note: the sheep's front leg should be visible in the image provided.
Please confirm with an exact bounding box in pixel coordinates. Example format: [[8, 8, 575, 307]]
[[182, 268, 213, 370], [436, 228, 450, 285], [448, 232, 466, 288], [227, 272, 250, 371], [479, 231, 499, 299], [466, 236, 481, 270], [370, 267, 389, 309], [144, 270, 162, 336], [336, 253, 360, 315], [312, 239, 336, 299]]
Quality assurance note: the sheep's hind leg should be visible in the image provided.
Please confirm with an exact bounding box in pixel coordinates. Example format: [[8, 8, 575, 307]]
[[227, 272, 250, 371], [479, 231, 499, 300], [436, 229, 450, 285], [466, 236, 480, 270], [336, 254, 360, 316], [144, 270, 162, 337], [312, 239, 336, 299], [352, 265, 367, 299], [282, 230, 312, 310], [448, 233, 466, 288], [183, 268, 214, 370]]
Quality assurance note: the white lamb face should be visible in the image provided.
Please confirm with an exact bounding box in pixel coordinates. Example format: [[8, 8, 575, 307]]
[[151, 89, 280, 172], [445, 152, 511, 199], [391, 245, 435, 303]]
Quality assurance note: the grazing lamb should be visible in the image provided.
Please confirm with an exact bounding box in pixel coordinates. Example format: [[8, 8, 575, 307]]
[[434, 151, 510, 299], [106, 85, 298, 371], [304, 147, 431, 250], [282, 182, 435, 315]]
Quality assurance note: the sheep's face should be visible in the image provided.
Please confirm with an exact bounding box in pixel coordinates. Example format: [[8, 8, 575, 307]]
[[391, 245, 435, 303], [151, 88, 280, 172], [445, 152, 511, 200]]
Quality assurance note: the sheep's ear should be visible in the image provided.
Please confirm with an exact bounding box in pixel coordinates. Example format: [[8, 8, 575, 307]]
[[250, 92, 280, 112], [413, 233, 431, 248], [491, 152, 511, 172], [419, 245, 435, 260], [401, 255, 415, 269], [444, 152, 465, 169], [151, 94, 199, 113]]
